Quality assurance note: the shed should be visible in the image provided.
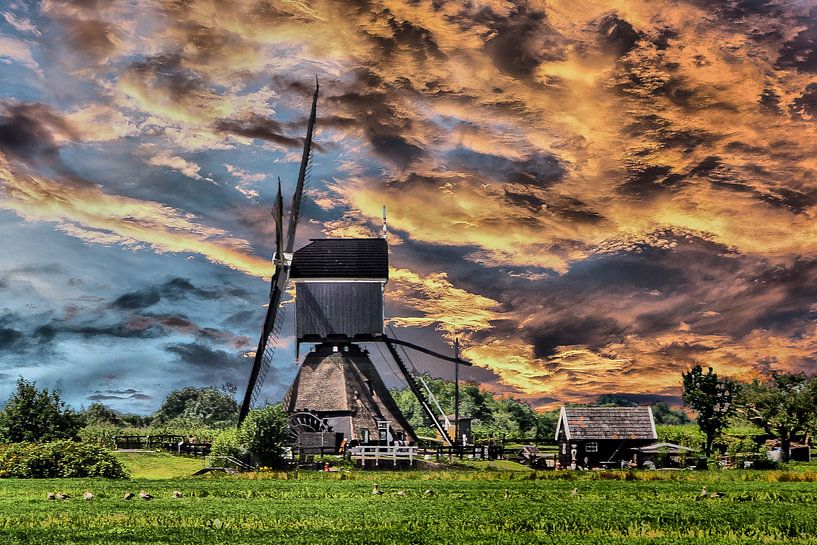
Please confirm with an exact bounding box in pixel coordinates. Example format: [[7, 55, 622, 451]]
[[555, 406, 657, 469], [630, 442, 695, 468], [291, 238, 387, 342], [436, 415, 473, 445]]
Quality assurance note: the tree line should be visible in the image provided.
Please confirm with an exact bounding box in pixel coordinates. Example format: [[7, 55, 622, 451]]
[[682, 365, 817, 461], [3, 366, 814, 464], [390, 374, 689, 442]]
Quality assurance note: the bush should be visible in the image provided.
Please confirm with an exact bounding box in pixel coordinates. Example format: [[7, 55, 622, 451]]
[[211, 428, 243, 459], [79, 423, 221, 449], [0, 441, 128, 478], [238, 405, 288, 468], [79, 425, 121, 449]]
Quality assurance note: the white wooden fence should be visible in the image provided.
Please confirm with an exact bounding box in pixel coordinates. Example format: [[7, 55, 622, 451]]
[[347, 445, 417, 467]]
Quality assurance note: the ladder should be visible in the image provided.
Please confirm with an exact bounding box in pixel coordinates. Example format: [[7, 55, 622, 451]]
[[383, 338, 455, 446]]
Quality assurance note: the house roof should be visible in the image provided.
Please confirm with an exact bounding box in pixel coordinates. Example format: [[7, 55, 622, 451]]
[[555, 406, 657, 441], [291, 238, 388, 280]]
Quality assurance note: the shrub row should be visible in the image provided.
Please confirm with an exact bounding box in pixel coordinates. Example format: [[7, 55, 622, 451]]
[[0, 440, 127, 478]]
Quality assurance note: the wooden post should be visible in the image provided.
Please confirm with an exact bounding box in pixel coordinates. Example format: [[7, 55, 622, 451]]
[[454, 338, 461, 457]]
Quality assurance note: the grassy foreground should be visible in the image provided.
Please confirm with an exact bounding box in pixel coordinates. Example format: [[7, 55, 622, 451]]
[[2, 465, 817, 544]]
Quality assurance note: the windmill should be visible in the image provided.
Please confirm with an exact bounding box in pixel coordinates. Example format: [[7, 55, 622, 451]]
[[238, 79, 470, 451]]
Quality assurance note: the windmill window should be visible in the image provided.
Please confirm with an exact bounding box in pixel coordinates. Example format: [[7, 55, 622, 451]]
[[360, 429, 370, 443], [377, 420, 391, 442], [585, 442, 598, 453]]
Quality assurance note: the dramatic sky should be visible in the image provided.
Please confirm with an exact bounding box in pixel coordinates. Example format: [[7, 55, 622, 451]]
[[2, 0, 817, 413]]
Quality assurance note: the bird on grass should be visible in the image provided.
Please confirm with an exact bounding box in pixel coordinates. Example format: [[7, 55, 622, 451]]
[[57, 492, 70, 501], [139, 491, 154, 500], [395, 490, 406, 497], [570, 488, 578, 498], [122, 492, 135, 500], [371, 484, 383, 495], [697, 486, 708, 500], [172, 491, 183, 498], [46, 492, 56, 501], [82, 491, 93, 501], [424, 489, 435, 496], [709, 491, 726, 499], [504, 489, 509, 500]]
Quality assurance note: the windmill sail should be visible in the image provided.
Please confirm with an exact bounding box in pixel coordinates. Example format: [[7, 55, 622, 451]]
[[286, 78, 318, 253], [238, 82, 318, 425]]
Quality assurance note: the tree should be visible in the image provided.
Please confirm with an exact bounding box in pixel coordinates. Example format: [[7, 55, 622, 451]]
[[237, 405, 289, 467], [739, 373, 812, 462], [390, 374, 550, 441], [153, 386, 238, 428], [534, 409, 560, 441], [0, 377, 82, 442], [682, 366, 739, 456], [597, 394, 637, 407], [83, 403, 123, 426], [651, 402, 691, 425]]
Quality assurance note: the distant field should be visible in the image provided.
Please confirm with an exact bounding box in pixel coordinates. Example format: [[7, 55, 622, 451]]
[[112, 451, 205, 479], [2, 463, 817, 544]]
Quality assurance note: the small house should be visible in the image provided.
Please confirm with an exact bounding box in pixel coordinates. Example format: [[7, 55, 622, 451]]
[[555, 406, 657, 469]]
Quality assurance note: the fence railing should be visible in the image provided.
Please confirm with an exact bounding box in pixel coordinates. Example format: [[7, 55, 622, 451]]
[[113, 435, 211, 456], [348, 445, 418, 466]]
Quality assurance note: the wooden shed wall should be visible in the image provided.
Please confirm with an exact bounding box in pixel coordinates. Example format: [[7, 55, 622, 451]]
[[295, 281, 384, 341]]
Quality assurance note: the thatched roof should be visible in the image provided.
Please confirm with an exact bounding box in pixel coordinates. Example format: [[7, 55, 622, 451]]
[[291, 238, 388, 280], [283, 343, 415, 442], [556, 406, 657, 441]]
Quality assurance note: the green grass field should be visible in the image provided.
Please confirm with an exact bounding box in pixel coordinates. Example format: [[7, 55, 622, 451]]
[[3, 455, 817, 544], [112, 451, 205, 479]]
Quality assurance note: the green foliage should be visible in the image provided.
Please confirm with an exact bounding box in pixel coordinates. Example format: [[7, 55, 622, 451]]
[[596, 395, 691, 425], [0, 440, 127, 478], [656, 424, 704, 449], [79, 424, 221, 449], [714, 434, 764, 467], [153, 386, 238, 428], [78, 425, 121, 450], [237, 405, 288, 467], [596, 394, 638, 407], [391, 374, 557, 441], [682, 366, 740, 455], [738, 373, 813, 462], [0, 378, 82, 443], [82, 403, 123, 426], [651, 402, 691, 425], [211, 428, 243, 459]]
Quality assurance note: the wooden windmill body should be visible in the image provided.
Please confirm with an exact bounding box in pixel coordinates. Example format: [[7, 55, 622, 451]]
[[238, 80, 468, 453], [283, 238, 417, 445]]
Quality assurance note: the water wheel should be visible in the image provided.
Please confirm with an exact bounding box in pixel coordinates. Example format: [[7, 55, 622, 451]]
[[287, 411, 328, 443]]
